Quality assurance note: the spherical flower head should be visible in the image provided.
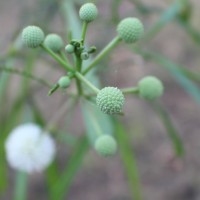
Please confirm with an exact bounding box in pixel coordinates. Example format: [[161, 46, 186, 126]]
[[117, 18, 144, 43], [22, 26, 45, 48], [79, 3, 98, 22], [96, 87, 125, 115], [5, 123, 56, 173], [58, 76, 71, 88], [44, 34, 64, 52], [138, 76, 164, 100], [95, 135, 117, 157], [65, 44, 75, 54]]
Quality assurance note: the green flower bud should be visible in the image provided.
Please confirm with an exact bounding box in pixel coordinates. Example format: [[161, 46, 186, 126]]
[[81, 52, 89, 60], [79, 3, 98, 22], [58, 76, 71, 88], [95, 135, 117, 157], [138, 76, 164, 100], [65, 44, 75, 54], [22, 26, 45, 48], [117, 18, 144, 43], [44, 34, 64, 52], [96, 87, 125, 115]]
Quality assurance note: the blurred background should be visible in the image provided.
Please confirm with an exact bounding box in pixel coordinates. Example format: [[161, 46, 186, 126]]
[[1, 0, 200, 200]]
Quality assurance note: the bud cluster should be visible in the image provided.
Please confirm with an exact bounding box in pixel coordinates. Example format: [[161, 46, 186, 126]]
[[20, 2, 164, 158]]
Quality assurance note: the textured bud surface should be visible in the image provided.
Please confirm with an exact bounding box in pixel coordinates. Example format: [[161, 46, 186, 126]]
[[22, 26, 44, 48], [95, 135, 117, 157], [96, 87, 124, 115], [65, 44, 75, 54], [138, 76, 164, 100], [81, 52, 89, 60], [117, 18, 144, 43], [44, 34, 64, 52], [79, 3, 98, 22], [58, 76, 71, 88]]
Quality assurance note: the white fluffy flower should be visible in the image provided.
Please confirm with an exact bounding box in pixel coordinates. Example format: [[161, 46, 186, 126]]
[[5, 123, 56, 173]]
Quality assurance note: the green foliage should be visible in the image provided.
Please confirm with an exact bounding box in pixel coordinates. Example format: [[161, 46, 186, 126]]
[[152, 102, 184, 157], [115, 121, 143, 200], [50, 135, 89, 200]]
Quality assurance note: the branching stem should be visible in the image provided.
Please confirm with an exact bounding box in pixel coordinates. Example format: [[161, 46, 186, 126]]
[[83, 36, 121, 75], [75, 72, 100, 94]]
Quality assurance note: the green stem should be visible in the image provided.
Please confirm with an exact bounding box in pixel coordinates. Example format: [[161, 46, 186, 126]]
[[14, 171, 28, 200], [75, 56, 83, 95], [76, 56, 82, 72], [59, 51, 70, 66], [152, 102, 184, 157], [41, 44, 74, 72], [75, 72, 100, 94], [122, 87, 139, 94], [81, 22, 88, 44], [0, 66, 51, 87], [83, 36, 121, 75]]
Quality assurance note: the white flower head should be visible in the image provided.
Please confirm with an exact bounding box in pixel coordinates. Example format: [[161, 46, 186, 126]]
[[5, 123, 56, 174]]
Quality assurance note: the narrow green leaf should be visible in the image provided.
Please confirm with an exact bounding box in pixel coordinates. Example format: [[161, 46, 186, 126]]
[[114, 120, 143, 200], [178, 18, 200, 45], [51, 135, 89, 200], [142, 2, 180, 42], [0, 69, 11, 106], [152, 102, 184, 157], [0, 145, 7, 192], [81, 99, 114, 145], [0, 96, 25, 192], [46, 160, 60, 199]]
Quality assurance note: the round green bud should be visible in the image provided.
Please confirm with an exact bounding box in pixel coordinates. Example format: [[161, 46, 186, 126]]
[[138, 76, 164, 100], [79, 3, 98, 22], [44, 34, 64, 52], [117, 18, 144, 43], [65, 44, 75, 54], [81, 52, 89, 60], [58, 76, 71, 88], [22, 26, 45, 48], [95, 135, 117, 157], [96, 87, 125, 115]]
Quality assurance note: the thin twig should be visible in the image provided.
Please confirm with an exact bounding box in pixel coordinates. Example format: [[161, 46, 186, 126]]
[[0, 66, 51, 88]]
